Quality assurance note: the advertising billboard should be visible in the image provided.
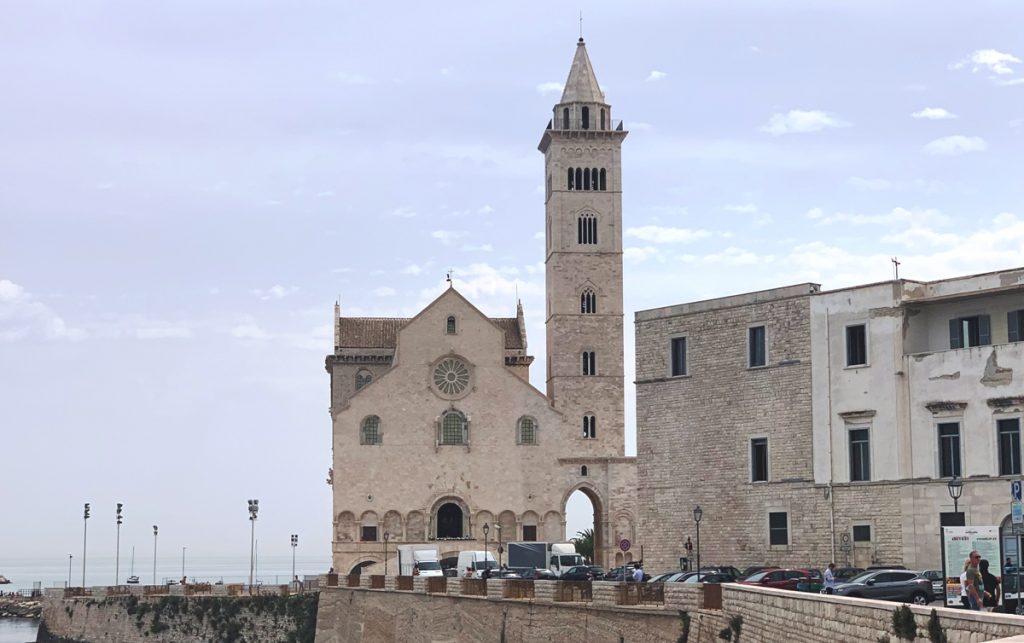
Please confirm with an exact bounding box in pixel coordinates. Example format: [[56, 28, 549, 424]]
[[942, 526, 1000, 607]]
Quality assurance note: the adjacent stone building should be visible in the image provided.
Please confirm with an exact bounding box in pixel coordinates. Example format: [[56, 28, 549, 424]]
[[326, 39, 638, 575], [636, 269, 1024, 572]]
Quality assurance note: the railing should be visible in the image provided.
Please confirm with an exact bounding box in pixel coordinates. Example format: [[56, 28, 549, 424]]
[[183, 583, 211, 596], [554, 581, 592, 602], [549, 118, 624, 132], [461, 579, 487, 597], [346, 574, 360, 588], [370, 575, 385, 589], [106, 586, 131, 596], [426, 577, 447, 594], [396, 576, 414, 591], [618, 583, 663, 606], [226, 584, 245, 596], [504, 580, 534, 600]]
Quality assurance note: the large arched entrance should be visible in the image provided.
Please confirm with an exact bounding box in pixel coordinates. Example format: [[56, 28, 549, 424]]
[[564, 484, 605, 568], [437, 502, 464, 538], [349, 560, 376, 575]]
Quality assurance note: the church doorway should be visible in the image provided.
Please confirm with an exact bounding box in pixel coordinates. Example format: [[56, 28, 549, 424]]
[[565, 486, 604, 567], [436, 503, 464, 538]]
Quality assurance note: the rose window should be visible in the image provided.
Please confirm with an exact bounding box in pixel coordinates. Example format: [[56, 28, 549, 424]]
[[433, 358, 470, 396]]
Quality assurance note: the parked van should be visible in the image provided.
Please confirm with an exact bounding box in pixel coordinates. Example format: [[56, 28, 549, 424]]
[[396, 545, 443, 577], [457, 550, 497, 578]]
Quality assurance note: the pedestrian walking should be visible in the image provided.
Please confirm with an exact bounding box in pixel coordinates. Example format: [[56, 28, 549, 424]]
[[980, 559, 1001, 612], [823, 563, 836, 595], [632, 565, 644, 583], [964, 552, 983, 610]]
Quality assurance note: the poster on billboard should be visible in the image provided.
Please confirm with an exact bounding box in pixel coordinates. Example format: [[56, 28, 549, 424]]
[[942, 526, 1001, 607]]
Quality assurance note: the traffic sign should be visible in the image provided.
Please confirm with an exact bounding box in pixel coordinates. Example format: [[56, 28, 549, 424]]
[[619, 538, 631, 552], [1013, 480, 1022, 502], [1014, 523, 1024, 536], [1013, 500, 1023, 525], [839, 543, 852, 553]]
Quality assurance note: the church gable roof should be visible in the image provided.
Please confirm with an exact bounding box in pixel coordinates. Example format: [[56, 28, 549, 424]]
[[337, 314, 524, 350]]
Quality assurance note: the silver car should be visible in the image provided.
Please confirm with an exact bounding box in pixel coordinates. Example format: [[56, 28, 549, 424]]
[[833, 569, 933, 605]]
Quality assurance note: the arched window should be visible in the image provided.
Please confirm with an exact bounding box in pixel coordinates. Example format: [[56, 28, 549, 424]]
[[583, 168, 591, 191], [600, 108, 606, 130], [438, 409, 468, 445], [517, 416, 537, 445], [599, 169, 607, 191], [575, 167, 582, 190], [582, 351, 596, 375], [567, 167, 574, 190], [446, 315, 457, 335], [581, 288, 596, 314], [436, 502, 464, 538], [355, 369, 373, 390], [591, 168, 598, 190], [581, 106, 590, 130], [360, 415, 381, 445], [563, 107, 570, 129], [581, 465, 589, 476], [583, 415, 596, 439], [577, 214, 597, 245]]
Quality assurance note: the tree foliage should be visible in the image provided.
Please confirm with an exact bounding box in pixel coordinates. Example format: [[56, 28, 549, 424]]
[[572, 528, 594, 563]]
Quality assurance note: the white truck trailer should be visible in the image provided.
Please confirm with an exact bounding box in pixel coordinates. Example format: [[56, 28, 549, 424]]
[[396, 544, 443, 577]]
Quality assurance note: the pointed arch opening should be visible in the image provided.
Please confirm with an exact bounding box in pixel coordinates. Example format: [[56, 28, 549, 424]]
[[567, 167, 574, 190], [600, 108, 606, 130], [581, 288, 597, 314], [581, 106, 590, 130], [563, 107, 570, 129], [599, 168, 607, 191], [591, 167, 598, 190], [565, 485, 604, 566], [436, 502, 464, 539], [583, 167, 590, 191]]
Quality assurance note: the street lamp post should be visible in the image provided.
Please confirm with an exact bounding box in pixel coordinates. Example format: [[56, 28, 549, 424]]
[[693, 505, 703, 574], [248, 499, 259, 593], [181, 547, 186, 582], [496, 524, 503, 569], [115, 503, 123, 586], [152, 525, 158, 585], [947, 475, 964, 516], [291, 534, 299, 590], [482, 523, 490, 578], [381, 532, 388, 578], [82, 503, 90, 588]]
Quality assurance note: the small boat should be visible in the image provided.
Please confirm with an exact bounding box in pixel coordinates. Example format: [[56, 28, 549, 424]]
[[126, 576, 140, 584], [0, 575, 11, 584]]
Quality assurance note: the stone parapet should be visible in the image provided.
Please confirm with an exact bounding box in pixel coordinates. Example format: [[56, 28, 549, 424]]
[[212, 583, 227, 596], [591, 581, 619, 607], [485, 579, 504, 601], [445, 578, 461, 597], [533, 581, 555, 603], [359, 575, 372, 589], [412, 577, 426, 594], [662, 583, 701, 610], [384, 576, 396, 592]]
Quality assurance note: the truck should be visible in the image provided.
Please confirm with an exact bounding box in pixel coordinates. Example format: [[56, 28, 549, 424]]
[[507, 542, 584, 577], [396, 544, 443, 577], [457, 550, 497, 578]]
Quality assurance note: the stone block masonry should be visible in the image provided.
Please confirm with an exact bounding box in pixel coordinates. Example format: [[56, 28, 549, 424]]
[[37, 593, 318, 643]]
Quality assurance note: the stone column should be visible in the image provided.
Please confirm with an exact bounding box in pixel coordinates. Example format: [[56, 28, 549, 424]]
[[446, 578, 462, 597], [359, 575, 372, 589]]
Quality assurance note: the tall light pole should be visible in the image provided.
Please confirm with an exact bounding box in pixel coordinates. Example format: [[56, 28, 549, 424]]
[[82, 503, 90, 588], [67, 555, 72, 589], [496, 524, 503, 569], [152, 525, 158, 585], [482, 523, 490, 578], [693, 505, 703, 574], [248, 499, 259, 592], [181, 547, 186, 581], [381, 532, 389, 577], [291, 534, 299, 590], [115, 503, 123, 586]]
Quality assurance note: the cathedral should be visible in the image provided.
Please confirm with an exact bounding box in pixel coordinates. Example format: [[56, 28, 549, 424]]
[[326, 39, 639, 575]]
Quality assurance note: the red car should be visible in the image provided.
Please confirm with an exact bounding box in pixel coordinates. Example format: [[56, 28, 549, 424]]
[[738, 568, 812, 591]]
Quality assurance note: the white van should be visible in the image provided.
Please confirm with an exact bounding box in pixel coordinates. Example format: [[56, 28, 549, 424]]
[[457, 550, 497, 578], [397, 545, 443, 577]]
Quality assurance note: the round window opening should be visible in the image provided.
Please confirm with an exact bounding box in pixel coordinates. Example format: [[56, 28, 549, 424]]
[[433, 358, 470, 396]]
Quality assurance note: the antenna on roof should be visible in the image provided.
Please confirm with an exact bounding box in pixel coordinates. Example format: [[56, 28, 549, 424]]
[[891, 257, 901, 281]]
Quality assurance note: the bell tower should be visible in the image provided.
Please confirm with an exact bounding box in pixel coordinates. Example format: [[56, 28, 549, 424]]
[[539, 39, 627, 456]]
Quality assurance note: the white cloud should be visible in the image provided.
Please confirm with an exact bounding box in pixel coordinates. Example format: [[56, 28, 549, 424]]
[[645, 70, 667, 82], [724, 203, 758, 214], [477, 205, 494, 215], [431, 230, 464, 245], [1011, 118, 1024, 129], [847, 177, 894, 191], [810, 206, 950, 227], [679, 247, 763, 266], [535, 82, 563, 95], [911, 107, 958, 120], [724, 203, 771, 226], [625, 226, 712, 243], [461, 243, 494, 252], [627, 122, 653, 132], [0, 279, 85, 342], [761, 110, 850, 136], [331, 267, 353, 274], [230, 324, 271, 340], [373, 286, 396, 297], [748, 45, 761, 54], [624, 246, 661, 263], [950, 49, 1022, 77], [251, 285, 298, 301], [401, 263, 432, 276], [923, 135, 987, 156], [132, 326, 193, 340], [387, 206, 417, 218], [332, 71, 375, 85]]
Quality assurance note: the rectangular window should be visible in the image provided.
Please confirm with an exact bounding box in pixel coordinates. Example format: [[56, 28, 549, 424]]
[[948, 315, 991, 349], [751, 438, 768, 482], [852, 525, 872, 542], [360, 526, 377, 542], [748, 325, 766, 367], [768, 512, 788, 546], [998, 418, 1022, 476], [849, 428, 871, 482], [938, 422, 962, 477], [671, 337, 687, 376], [846, 324, 867, 367], [582, 351, 596, 376], [1009, 310, 1023, 343], [522, 526, 537, 541]]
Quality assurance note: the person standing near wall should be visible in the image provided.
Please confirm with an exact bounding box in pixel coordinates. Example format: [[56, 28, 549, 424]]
[[980, 559, 1000, 612], [823, 563, 836, 595]]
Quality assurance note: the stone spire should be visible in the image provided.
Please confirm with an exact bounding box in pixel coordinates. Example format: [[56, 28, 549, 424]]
[[516, 299, 527, 351], [334, 301, 341, 348], [560, 38, 605, 104]]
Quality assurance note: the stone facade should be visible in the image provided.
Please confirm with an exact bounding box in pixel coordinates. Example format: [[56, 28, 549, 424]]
[[636, 268, 1024, 572], [327, 40, 637, 576]]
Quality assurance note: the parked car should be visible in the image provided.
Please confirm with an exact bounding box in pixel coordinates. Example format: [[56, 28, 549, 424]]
[[603, 565, 637, 581], [681, 572, 733, 584], [920, 569, 944, 598], [739, 566, 778, 580], [833, 570, 933, 605], [125, 576, 140, 585], [647, 572, 678, 584], [562, 566, 598, 581], [700, 566, 742, 581], [738, 568, 813, 591], [833, 567, 864, 582], [519, 568, 557, 581], [668, 572, 700, 583], [1003, 566, 1021, 613]]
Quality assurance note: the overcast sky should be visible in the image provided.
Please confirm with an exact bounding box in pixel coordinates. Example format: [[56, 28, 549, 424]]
[[2, 1, 1022, 566]]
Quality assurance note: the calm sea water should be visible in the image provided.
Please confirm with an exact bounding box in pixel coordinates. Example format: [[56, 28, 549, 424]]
[[0, 554, 330, 643]]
